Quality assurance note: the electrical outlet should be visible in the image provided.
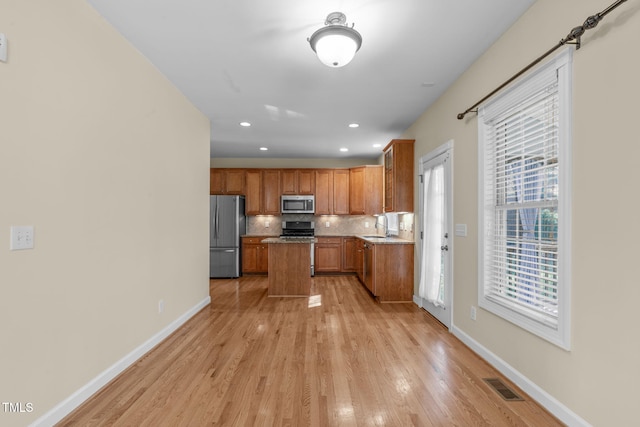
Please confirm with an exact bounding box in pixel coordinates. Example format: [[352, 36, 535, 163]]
[[325, 221, 330, 228], [365, 222, 369, 228], [158, 299, 165, 313], [470, 306, 477, 321], [265, 220, 270, 228]]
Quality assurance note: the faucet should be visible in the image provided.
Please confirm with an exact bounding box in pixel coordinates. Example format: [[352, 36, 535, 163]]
[[375, 215, 389, 237]]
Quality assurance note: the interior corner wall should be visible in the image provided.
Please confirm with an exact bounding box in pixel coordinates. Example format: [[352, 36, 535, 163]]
[[402, 0, 640, 425], [0, 1, 210, 425]]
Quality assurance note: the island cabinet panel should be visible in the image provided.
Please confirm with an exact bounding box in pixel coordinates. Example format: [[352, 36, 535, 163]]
[[342, 237, 357, 272], [281, 169, 315, 195], [268, 242, 311, 296], [383, 139, 414, 213], [350, 165, 383, 215], [315, 237, 342, 273], [242, 237, 269, 273], [210, 168, 245, 195], [333, 169, 350, 215]]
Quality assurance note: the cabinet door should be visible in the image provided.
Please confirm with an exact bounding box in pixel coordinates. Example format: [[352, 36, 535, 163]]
[[210, 169, 225, 195], [297, 170, 315, 195], [383, 139, 414, 213], [384, 149, 394, 211], [315, 242, 342, 273], [242, 241, 259, 273], [225, 169, 245, 194], [364, 166, 383, 214], [244, 245, 258, 272], [244, 170, 262, 215], [262, 170, 281, 215], [280, 169, 297, 195], [333, 169, 350, 215], [349, 167, 365, 214], [314, 170, 333, 215], [342, 237, 357, 272]]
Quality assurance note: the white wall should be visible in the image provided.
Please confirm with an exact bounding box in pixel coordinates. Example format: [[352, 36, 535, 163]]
[[404, 0, 640, 425], [0, 1, 210, 425]]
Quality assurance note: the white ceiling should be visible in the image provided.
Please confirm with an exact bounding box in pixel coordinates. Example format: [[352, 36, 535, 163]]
[[86, 0, 535, 159]]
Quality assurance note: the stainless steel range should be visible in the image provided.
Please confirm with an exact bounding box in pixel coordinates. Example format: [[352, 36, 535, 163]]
[[280, 221, 315, 276]]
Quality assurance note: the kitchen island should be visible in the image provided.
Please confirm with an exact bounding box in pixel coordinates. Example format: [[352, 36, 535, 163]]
[[261, 237, 316, 297]]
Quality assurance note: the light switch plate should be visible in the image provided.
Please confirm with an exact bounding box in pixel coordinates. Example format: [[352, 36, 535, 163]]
[[455, 224, 468, 237], [0, 33, 7, 62], [10, 226, 34, 250]]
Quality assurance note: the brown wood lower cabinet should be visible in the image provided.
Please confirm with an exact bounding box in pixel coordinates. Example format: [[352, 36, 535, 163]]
[[359, 239, 414, 302], [342, 237, 357, 272], [242, 236, 269, 274], [314, 237, 342, 273]]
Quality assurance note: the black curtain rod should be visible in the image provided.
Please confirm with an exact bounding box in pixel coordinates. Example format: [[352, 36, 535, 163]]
[[456, 0, 628, 120]]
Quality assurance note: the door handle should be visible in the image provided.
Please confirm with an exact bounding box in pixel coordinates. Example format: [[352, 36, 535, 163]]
[[441, 245, 449, 251], [224, 249, 234, 253]]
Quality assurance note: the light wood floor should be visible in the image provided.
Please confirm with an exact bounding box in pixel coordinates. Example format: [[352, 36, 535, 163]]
[[59, 275, 562, 426]]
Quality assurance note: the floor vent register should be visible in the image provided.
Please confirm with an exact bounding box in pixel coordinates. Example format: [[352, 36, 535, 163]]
[[483, 378, 524, 401]]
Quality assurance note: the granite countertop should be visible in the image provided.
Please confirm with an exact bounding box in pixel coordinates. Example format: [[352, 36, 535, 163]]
[[355, 235, 414, 245], [261, 237, 318, 244]]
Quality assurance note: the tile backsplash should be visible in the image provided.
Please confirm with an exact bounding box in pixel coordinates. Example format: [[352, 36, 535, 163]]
[[247, 213, 415, 241]]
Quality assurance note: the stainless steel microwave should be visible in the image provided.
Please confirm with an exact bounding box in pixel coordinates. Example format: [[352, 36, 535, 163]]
[[281, 195, 315, 214]]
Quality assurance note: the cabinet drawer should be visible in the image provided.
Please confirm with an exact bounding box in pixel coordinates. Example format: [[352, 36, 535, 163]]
[[315, 237, 342, 244], [242, 237, 266, 244]]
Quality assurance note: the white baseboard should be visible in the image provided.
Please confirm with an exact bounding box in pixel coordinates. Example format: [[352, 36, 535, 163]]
[[30, 296, 211, 427], [451, 326, 590, 427]]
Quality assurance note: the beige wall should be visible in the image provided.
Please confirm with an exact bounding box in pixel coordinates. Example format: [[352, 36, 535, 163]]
[[403, 0, 640, 425], [0, 1, 210, 425]]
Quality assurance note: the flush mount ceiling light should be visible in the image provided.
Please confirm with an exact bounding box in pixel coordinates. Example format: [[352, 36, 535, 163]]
[[308, 12, 362, 68]]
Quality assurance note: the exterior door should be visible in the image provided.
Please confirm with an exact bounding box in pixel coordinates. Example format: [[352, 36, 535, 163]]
[[418, 142, 453, 329]]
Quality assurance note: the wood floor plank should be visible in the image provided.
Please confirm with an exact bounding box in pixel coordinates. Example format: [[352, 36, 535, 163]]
[[58, 275, 563, 426]]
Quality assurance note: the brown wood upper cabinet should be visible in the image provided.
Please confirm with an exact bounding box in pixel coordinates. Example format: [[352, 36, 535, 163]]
[[383, 139, 415, 213], [349, 165, 383, 215], [281, 169, 315, 195], [245, 169, 281, 215], [210, 168, 245, 195], [315, 169, 350, 215]]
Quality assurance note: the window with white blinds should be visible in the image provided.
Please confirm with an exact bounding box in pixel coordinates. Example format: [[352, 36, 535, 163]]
[[478, 48, 572, 349]]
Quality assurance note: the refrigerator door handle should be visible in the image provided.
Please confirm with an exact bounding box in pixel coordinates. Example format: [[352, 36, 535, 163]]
[[214, 202, 219, 239]]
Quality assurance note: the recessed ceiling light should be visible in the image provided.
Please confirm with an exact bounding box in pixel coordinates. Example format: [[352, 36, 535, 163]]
[[239, 121, 251, 127], [373, 143, 382, 148], [259, 147, 268, 151], [348, 123, 359, 128], [340, 148, 349, 152], [421, 82, 435, 87]]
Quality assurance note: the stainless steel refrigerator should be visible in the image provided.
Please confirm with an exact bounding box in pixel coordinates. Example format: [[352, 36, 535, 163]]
[[210, 195, 245, 278]]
